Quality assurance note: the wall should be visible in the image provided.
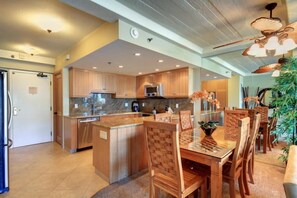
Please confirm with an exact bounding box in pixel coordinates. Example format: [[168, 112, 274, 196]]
[[242, 74, 275, 96], [55, 22, 119, 71], [228, 75, 242, 108], [0, 58, 54, 73]]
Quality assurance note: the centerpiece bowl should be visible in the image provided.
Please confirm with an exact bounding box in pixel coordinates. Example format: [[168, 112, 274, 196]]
[[198, 121, 218, 136]]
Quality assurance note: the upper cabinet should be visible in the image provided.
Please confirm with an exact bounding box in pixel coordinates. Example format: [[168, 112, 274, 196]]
[[69, 68, 90, 97], [69, 68, 136, 98], [136, 68, 189, 98], [115, 75, 136, 98]]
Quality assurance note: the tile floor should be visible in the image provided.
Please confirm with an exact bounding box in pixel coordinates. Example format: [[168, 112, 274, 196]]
[[0, 142, 108, 198]]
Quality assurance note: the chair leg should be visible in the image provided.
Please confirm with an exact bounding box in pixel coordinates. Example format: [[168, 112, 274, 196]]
[[229, 180, 236, 198], [243, 159, 250, 195], [248, 159, 254, 184], [257, 136, 261, 151], [251, 148, 255, 174], [149, 178, 154, 198], [239, 174, 246, 198]]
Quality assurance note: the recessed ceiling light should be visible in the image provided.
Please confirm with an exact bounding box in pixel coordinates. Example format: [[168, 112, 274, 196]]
[[134, 53, 141, 56], [176, 65, 180, 68], [155, 69, 159, 71], [206, 74, 210, 77], [92, 67, 97, 69], [214, 76, 217, 79], [118, 65, 124, 68], [158, 59, 164, 63], [138, 72, 142, 75]]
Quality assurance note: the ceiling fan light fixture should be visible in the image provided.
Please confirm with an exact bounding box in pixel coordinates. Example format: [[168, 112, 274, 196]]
[[264, 36, 280, 50], [247, 43, 260, 56], [274, 46, 288, 56], [251, 17, 282, 32], [253, 47, 267, 57], [282, 38, 297, 51], [271, 69, 280, 77]]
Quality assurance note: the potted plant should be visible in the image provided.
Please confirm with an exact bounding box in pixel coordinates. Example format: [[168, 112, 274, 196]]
[[271, 56, 297, 163], [198, 121, 219, 136]]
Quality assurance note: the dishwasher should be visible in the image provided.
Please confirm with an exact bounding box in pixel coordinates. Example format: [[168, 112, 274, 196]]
[[77, 117, 99, 149]]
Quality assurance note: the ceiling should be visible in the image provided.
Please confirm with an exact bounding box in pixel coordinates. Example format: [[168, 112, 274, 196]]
[[1, 0, 297, 79]]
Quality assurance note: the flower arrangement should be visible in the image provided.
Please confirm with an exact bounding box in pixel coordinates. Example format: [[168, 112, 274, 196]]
[[190, 90, 220, 109], [243, 96, 259, 108]]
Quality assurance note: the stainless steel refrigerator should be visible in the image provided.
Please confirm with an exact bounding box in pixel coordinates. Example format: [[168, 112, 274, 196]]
[[0, 70, 12, 194]]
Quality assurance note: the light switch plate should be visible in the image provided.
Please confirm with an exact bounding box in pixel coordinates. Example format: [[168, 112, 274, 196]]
[[125, 102, 128, 107], [74, 104, 78, 108], [100, 131, 108, 140], [176, 103, 179, 108]]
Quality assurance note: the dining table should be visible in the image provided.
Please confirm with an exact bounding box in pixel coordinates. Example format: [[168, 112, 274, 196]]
[[179, 126, 237, 198]]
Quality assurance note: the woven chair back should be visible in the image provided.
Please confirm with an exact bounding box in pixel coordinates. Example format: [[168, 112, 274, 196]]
[[154, 113, 172, 122], [143, 121, 184, 190], [229, 117, 250, 177], [235, 108, 257, 131], [224, 110, 248, 128], [254, 106, 269, 122], [179, 110, 192, 131]]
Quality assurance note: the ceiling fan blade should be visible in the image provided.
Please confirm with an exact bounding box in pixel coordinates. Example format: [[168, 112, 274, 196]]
[[213, 36, 262, 49], [284, 21, 297, 32], [252, 63, 280, 73]]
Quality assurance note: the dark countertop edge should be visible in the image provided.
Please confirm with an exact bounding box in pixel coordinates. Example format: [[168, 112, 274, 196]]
[[64, 112, 142, 119], [200, 110, 223, 115]]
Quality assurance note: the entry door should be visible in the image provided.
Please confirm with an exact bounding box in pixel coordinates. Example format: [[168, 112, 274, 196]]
[[10, 71, 52, 147]]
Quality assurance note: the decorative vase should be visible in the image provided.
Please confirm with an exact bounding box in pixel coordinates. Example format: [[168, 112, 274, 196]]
[[200, 126, 217, 136]]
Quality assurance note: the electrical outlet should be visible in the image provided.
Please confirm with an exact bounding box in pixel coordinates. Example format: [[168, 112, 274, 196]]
[[176, 103, 179, 108], [142, 103, 145, 107], [74, 104, 78, 108], [124, 102, 128, 107], [100, 131, 108, 140]]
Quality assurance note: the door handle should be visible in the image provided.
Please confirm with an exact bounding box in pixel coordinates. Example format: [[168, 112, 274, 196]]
[[13, 107, 19, 116], [4, 139, 13, 148]]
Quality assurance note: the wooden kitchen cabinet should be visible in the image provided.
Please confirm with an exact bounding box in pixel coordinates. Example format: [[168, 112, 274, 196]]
[[136, 68, 189, 98], [69, 68, 90, 97], [89, 72, 116, 93], [115, 75, 136, 98]]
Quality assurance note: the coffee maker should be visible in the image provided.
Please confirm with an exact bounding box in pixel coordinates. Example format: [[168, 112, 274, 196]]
[[131, 101, 140, 112]]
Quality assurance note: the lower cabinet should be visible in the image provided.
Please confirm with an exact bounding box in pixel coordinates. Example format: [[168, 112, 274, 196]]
[[93, 124, 148, 183]]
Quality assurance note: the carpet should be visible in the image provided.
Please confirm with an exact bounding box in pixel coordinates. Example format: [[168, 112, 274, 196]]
[[92, 143, 287, 198]]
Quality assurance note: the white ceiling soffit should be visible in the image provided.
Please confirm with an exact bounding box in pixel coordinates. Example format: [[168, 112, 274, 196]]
[[62, 0, 295, 76]]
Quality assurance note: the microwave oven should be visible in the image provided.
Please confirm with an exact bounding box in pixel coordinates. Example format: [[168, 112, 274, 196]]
[[144, 84, 164, 98]]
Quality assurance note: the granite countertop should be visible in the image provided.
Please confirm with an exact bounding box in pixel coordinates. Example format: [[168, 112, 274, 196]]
[[92, 116, 154, 129]]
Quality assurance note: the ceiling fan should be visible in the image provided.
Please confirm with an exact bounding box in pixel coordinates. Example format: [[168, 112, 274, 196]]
[[213, 2, 297, 57], [252, 56, 288, 74]]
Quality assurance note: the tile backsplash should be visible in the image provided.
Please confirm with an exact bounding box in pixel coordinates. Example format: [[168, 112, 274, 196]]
[[69, 94, 193, 116]]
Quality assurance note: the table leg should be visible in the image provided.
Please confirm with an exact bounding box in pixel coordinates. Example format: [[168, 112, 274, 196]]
[[211, 160, 223, 198], [263, 124, 267, 154]]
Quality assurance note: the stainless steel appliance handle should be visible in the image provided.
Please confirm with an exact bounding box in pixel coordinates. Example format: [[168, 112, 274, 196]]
[[7, 91, 13, 129]]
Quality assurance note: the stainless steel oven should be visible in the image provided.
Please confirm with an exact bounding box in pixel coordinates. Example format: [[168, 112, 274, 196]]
[[77, 117, 99, 149]]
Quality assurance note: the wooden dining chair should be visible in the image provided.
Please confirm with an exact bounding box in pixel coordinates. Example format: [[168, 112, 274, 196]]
[[257, 116, 277, 150], [224, 110, 248, 141], [235, 108, 256, 131], [254, 106, 269, 151], [154, 112, 172, 122], [224, 110, 249, 129], [243, 114, 261, 195], [179, 110, 193, 131], [223, 117, 250, 198], [143, 121, 207, 198]]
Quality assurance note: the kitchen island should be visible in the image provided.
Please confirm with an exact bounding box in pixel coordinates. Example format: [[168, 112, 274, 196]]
[[92, 116, 154, 184]]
